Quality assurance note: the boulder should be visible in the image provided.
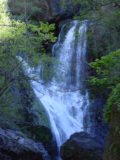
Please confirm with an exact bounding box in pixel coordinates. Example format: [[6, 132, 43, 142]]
[[0, 128, 50, 160], [60, 132, 103, 160]]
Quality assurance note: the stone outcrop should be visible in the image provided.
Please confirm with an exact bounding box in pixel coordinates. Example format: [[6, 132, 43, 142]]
[[60, 132, 103, 160], [0, 128, 50, 160]]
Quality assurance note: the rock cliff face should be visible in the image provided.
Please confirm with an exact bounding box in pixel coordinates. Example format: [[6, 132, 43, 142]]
[[0, 68, 56, 159], [84, 97, 108, 146], [104, 106, 120, 160], [8, 0, 80, 22]]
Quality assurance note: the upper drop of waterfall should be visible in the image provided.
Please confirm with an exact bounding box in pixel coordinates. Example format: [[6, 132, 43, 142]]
[[18, 20, 89, 149]]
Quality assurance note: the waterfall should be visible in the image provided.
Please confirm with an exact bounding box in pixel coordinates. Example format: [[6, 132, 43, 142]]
[[53, 21, 88, 90], [18, 20, 89, 153]]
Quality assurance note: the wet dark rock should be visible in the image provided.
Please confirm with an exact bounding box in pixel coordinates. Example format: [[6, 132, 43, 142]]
[[24, 125, 57, 160], [60, 132, 103, 160], [0, 128, 50, 160], [84, 98, 108, 146]]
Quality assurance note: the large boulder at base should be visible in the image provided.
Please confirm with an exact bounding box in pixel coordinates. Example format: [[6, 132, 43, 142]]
[[0, 128, 50, 160], [60, 132, 103, 160]]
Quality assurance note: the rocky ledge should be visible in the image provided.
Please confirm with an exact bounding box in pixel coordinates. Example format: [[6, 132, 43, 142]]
[[60, 132, 104, 160], [0, 128, 50, 160]]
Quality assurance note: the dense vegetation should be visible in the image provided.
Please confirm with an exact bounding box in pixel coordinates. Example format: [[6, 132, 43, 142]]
[[0, 0, 56, 143], [89, 50, 120, 121], [0, 0, 56, 103]]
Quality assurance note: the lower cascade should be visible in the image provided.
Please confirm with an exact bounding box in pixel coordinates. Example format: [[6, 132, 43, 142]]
[[18, 20, 89, 156]]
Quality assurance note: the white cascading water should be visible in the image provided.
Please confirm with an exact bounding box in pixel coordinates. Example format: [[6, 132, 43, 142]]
[[18, 20, 89, 150]]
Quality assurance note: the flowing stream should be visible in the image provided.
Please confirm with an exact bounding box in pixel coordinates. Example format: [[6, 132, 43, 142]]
[[18, 20, 89, 158]]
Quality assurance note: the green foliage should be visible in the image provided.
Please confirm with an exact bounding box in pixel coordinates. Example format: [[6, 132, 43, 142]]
[[89, 50, 120, 122], [89, 50, 120, 95], [0, 19, 56, 61], [8, 0, 49, 21], [0, 0, 56, 99], [105, 83, 120, 122], [115, 127, 120, 135]]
